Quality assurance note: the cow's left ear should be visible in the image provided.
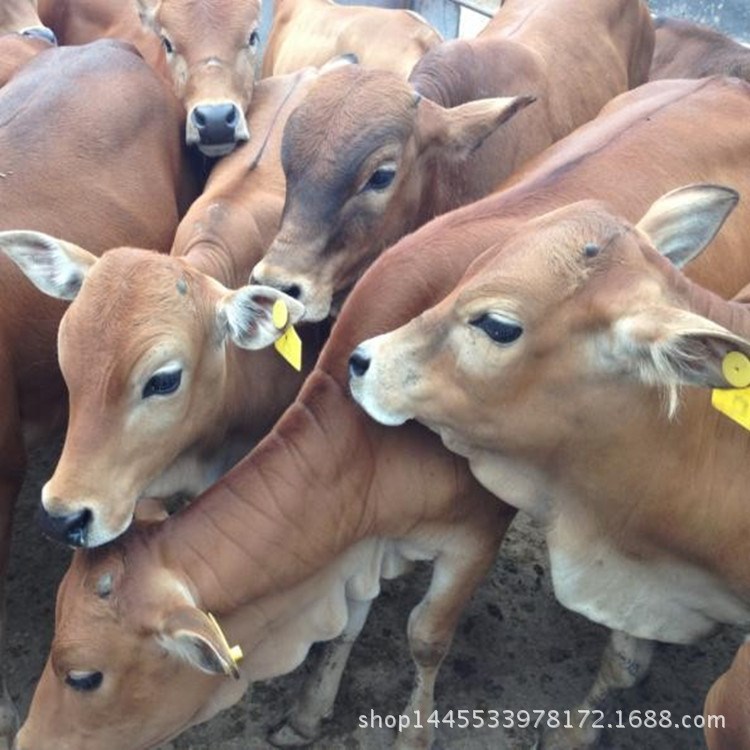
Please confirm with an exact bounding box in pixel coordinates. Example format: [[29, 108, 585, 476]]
[[217, 285, 305, 350], [417, 95, 535, 159], [610, 306, 750, 392], [636, 184, 739, 268], [0, 230, 97, 300], [159, 607, 240, 679]]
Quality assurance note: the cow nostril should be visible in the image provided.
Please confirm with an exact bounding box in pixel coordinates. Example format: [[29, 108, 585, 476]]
[[225, 106, 239, 127], [192, 109, 207, 128], [349, 349, 371, 378], [37, 506, 93, 547], [281, 284, 302, 300]]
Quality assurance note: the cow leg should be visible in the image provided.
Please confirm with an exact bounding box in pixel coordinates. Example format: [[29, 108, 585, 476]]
[[540, 630, 654, 750], [268, 597, 373, 747], [396, 532, 500, 750]]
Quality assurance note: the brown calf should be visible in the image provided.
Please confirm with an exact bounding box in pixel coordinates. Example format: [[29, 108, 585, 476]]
[[650, 16, 750, 82], [16, 76, 750, 750], [252, 0, 654, 321], [262, 0, 441, 78], [2, 66, 342, 548], [136, 0, 261, 155], [0, 39, 192, 747]]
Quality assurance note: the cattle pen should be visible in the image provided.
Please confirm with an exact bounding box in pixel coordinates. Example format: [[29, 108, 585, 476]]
[[4, 1, 750, 750]]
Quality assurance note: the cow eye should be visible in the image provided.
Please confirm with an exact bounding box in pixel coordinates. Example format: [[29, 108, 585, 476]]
[[65, 671, 103, 692], [248, 30, 260, 48], [142, 368, 182, 399], [362, 166, 396, 193], [471, 313, 523, 345], [161, 35, 174, 54]]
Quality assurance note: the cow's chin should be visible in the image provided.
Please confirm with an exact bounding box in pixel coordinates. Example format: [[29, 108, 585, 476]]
[[196, 141, 239, 158], [349, 383, 411, 427]]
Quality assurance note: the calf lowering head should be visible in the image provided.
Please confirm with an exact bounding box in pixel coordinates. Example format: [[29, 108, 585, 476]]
[[136, 0, 261, 156], [349, 185, 750, 454], [252, 64, 533, 321], [16, 532, 247, 750], [0, 232, 302, 547]]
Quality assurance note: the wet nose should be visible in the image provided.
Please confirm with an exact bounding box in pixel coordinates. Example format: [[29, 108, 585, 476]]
[[21, 26, 57, 45], [279, 283, 302, 300], [348, 347, 371, 378], [37, 506, 92, 547], [190, 103, 242, 145]]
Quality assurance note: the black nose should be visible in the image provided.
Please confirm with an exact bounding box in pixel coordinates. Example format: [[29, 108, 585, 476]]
[[21, 26, 58, 45], [348, 348, 371, 378], [36, 506, 92, 547], [191, 103, 241, 145]]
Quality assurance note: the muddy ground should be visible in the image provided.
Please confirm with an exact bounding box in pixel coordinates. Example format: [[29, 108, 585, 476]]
[[6, 443, 743, 750]]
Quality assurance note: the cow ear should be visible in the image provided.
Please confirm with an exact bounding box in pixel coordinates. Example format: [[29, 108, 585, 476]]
[[636, 184, 739, 268], [160, 607, 240, 678], [417, 95, 535, 159], [608, 306, 750, 412], [218, 285, 305, 350], [135, 0, 161, 27], [0, 230, 97, 301]]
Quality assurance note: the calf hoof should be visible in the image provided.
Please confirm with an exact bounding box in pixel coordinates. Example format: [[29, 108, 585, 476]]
[[268, 718, 320, 748], [538, 724, 600, 750]]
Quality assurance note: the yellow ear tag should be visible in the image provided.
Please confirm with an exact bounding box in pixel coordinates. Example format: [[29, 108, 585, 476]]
[[274, 326, 303, 371], [207, 612, 244, 672], [272, 299, 289, 330], [712, 352, 750, 431]]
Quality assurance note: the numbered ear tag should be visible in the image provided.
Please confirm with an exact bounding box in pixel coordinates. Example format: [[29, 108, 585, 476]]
[[207, 612, 244, 675], [712, 352, 750, 431]]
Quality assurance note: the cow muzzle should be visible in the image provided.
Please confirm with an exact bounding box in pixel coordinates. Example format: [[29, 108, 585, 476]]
[[186, 102, 249, 157], [37, 505, 92, 548]]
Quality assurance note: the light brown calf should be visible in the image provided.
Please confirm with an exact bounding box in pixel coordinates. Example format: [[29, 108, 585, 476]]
[[705, 639, 750, 749], [262, 0, 441, 78], [0, 39, 192, 748], [350, 190, 750, 746], [2, 66, 339, 548], [252, 0, 654, 321], [650, 16, 750, 82], [136, 0, 261, 155], [16, 76, 750, 750]]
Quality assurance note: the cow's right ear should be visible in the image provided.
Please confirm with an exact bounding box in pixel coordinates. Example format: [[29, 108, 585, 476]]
[[0, 230, 97, 300]]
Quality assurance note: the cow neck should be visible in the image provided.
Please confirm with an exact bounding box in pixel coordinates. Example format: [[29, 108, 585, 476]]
[[150, 366, 468, 614]]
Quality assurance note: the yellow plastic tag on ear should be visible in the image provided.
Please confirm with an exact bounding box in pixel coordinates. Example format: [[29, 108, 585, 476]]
[[207, 612, 244, 668], [722, 351, 750, 388], [274, 326, 302, 371], [272, 299, 289, 330], [712, 387, 750, 431]]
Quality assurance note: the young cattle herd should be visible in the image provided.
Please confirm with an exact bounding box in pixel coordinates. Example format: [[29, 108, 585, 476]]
[[0, 0, 748, 748]]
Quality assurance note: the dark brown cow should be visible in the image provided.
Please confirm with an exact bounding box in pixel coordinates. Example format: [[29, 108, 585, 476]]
[[252, 0, 654, 321], [3, 66, 336, 548], [650, 16, 750, 82], [15, 76, 750, 750], [0, 39, 193, 746], [136, 0, 262, 155]]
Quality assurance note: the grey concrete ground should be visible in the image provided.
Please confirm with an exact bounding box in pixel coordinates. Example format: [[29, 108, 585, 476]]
[[6, 445, 744, 750]]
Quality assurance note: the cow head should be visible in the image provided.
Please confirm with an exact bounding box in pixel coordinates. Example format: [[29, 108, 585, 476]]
[[0, 0, 56, 43], [135, 0, 261, 156], [349, 185, 750, 455], [252, 64, 533, 322], [0, 232, 303, 547], [15, 528, 248, 750]]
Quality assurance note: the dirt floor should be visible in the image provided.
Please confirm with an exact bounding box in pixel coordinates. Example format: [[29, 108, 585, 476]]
[[6, 444, 744, 750]]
